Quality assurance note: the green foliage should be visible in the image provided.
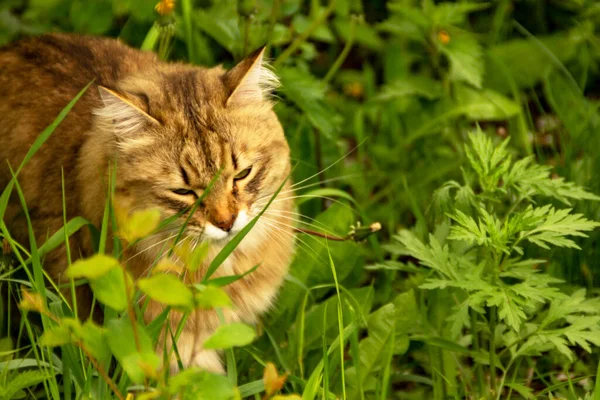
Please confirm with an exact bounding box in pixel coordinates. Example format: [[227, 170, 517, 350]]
[[394, 129, 600, 397], [1, 0, 600, 399]]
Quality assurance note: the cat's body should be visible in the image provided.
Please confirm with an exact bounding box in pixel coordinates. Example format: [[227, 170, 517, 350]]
[[0, 34, 295, 372]]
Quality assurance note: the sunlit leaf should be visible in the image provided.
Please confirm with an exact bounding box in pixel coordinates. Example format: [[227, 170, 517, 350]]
[[203, 323, 256, 349]]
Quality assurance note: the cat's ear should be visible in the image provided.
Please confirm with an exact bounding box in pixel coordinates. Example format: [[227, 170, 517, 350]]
[[95, 86, 159, 137], [223, 47, 279, 106]]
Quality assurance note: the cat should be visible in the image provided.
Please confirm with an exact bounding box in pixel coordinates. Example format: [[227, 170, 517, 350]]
[[0, 33, 295, 373]]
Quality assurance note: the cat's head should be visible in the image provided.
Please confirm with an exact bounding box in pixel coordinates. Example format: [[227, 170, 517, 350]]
[[94, 48, 291, 243]]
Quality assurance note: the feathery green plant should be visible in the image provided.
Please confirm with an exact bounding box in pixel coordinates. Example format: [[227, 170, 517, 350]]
[[396, 129, 600, 398]]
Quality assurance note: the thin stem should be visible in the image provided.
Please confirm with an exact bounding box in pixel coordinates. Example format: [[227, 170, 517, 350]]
[[266, 0, 280, 49], [243, 15, 251, 56], [496, 356, 517, 400], [323, 16, 357, 84], [78, 341, 126, 400], [471, 309, 485, 397], [313, 128, 326, 210], [489, 306, 498, 398], [294, 227, 346, 241], [273, 0, 336, 68]]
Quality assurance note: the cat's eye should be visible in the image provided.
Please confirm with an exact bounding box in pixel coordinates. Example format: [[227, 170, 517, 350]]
[[171, 188, 196, 196], [234, 167, 252, 181]]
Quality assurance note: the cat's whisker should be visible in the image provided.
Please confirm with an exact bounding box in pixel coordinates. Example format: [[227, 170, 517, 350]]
[[261, 210, 338, 237], [255, 195, 357, 215], [124, 232, 180, 263], [288, 141, 365, 190], [260, 216, 330, 254], [254, 175, 358, 202], [260, 219, 325, 264], [264, 209, 333, 230]]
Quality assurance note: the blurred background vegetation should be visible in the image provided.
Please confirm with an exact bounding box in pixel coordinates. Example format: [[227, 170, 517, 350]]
[[1, 0, 600, 398]]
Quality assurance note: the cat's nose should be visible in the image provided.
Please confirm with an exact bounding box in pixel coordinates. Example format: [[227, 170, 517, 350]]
[[213, 214, 237, 232]]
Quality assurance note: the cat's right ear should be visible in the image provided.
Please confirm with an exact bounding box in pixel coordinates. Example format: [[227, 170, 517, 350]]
[[95, 86, 159, 137]]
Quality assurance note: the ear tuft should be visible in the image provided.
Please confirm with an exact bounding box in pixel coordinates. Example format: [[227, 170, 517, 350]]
[[94, 86, 158, 138], [223, 47, 279, 106]]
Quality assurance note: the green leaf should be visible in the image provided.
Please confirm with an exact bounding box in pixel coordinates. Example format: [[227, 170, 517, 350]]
[[89, 267, 131, 311], [522, 207, 600, 250], [373, 76, 443, 102], [279, 67, 339, 137], [169, 368, 235, 399], [119, 208, 161, 243], [503, 157, 600, 204], [0, 370, 51, 400], [544, 68, 600, 141], [485, 33, 582, 93], [79, 320, 110, 363], [454, 85, 520, 120], [429, 2, 490, 26], [505, 383, 535, 399], [437, 28, 483, 88], [66, 254, 120, 279], [345, 301, 408, 395], [194, 285, 232, 309], [106, 317, 159, 384], [39, 325, 72, 347], [203, 323, 256, 349], [138, 274, 194, 309], [69, 0, 113, 35], [193, 1, 241, 56]]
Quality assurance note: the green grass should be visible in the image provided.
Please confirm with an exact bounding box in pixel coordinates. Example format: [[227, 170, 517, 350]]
[[1, 0, 600, 399]]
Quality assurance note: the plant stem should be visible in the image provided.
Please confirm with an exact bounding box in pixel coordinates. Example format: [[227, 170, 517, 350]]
[[313, 128, 326, 210], [471, 309, 485, 397], [294, 227, 346, 241], [489, 306, 498, 398], [323, 16, 357, 84], [266, 0, 280, 49], [496, 356, 517, 400], [273, 0, 336, 68], [77, 341, 125, 400]]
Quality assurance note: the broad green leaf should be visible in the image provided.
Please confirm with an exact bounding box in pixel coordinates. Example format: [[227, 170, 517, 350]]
[[66, 254, 120, 279], [106, 317, 159, 384], [138, 274, 194, 309], [89, 267, 131, 311], [544, 68, 600, 141], [437, 28, 483, 88], [69, 0, 113, 34], [374, 76, 443, 101], [485, 33, 581, 93], [118, 208, 161, 243], [39, 325, 72, 347], [0, 370, 51, 400], [169, 368, 235, 399], [279, 67, 339, 137], [346, 301, 409, 396], [194, 2, 241, 56], [454, 85, 520, 120], [203, 323, 256, 350], [194, 285, 232, 309], [80, 320, 111, 363]]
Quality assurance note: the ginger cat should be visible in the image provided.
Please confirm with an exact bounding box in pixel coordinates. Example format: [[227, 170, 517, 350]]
[[0, 33, 295, 372]]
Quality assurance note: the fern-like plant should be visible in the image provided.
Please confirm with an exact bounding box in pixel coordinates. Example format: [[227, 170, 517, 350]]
[[396, 129, 600, 399]]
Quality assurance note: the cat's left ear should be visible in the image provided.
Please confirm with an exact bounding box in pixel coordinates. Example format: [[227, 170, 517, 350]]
[[223, 47, 279, 106], [95, 86, 159, 137]]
